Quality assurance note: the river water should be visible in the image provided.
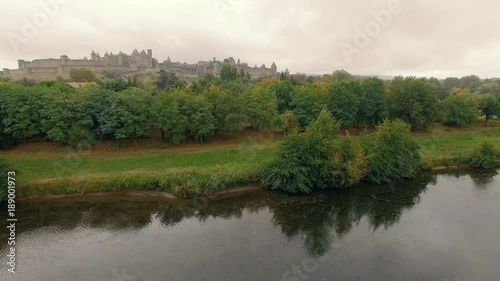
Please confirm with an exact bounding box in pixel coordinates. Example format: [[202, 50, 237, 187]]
[[1, 170, 499, 281]]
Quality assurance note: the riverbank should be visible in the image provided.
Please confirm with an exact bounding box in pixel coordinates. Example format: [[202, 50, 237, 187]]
[[1, 123, 499, 199]]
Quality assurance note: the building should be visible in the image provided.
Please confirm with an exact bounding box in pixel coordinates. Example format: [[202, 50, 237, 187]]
[[1, 49, 280, 79]]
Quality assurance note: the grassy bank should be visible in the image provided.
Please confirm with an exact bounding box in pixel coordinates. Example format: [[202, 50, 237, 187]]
[[1, 124, 499, 198]]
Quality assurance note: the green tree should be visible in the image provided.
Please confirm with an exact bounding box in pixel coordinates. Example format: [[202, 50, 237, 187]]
[[206, 85, 246, 140], [98, 88, 153, 142], [362, 119, 421, 183], [244, 86, 279, 130], [442, 93, 479, 127], [480, 95, 500, 123], [264, 133, 334, 193], [153, 91, 188, 145], [327, 81, 361, 127], [155, 69, 184, 90], [358, 77, 387, 126], [306, 108, 340, 140], [388, 76, 439, 130], [220, 64, 238, 82], [281, 111, 300, 135], [331, 135, 368, 188], [292, 83, 328, 127], [268, 81, 297, 113]]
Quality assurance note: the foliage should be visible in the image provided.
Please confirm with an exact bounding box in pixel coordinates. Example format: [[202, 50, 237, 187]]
[[281, 111, 300, 135], [268, 81, 296, 113], [358, 77, 387, 126], [442, 92, 480, 127], [70, 68, 98, 82], [327, 81, 361, 127], [244, 86, 279, 131], [264, 134, 333, 193], [468, 142, 500, 170], [153, 92, 188, 145], [362, 119, 421, 183], [155, 69, 185, 90], [292, 83, 328, 126], [206, 85, 246, 140], [306, 108, 340, 140], [480, 95, 500, 123], [388, 76, 440, 130], [220, 64, 239, 82], [331, 135, 368, 188]]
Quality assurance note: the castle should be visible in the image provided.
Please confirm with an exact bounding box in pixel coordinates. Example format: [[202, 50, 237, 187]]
[[1, 49, 286, 79]]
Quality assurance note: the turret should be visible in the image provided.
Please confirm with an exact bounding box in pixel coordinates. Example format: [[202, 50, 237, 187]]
[[17, 59, 25, 70], [147, 49, 152, 57], [271, 62, 277, 75], [90, 50, 96, 61]]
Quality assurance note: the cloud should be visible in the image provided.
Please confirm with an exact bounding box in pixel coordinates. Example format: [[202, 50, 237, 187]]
[[1, 0, 500, 78]]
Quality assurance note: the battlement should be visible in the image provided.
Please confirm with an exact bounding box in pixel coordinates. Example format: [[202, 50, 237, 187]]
[[1, 49, 280, 79]]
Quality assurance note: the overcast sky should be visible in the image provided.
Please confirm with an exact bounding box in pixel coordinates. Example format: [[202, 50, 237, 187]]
[[1, 0, 500, 79]]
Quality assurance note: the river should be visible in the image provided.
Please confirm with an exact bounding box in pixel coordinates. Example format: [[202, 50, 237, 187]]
[[0, 170, 499, 281]]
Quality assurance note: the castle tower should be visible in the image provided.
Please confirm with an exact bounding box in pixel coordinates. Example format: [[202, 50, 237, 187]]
[[147, 49, 152, 57], [90, 50, 96, 61], [17, 59, 25, 70], [271, 62, 277, 76], [285, 68, 290, 75]]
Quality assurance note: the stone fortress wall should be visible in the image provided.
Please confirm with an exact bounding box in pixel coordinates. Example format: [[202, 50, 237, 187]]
[[1, 49, 286, 79]]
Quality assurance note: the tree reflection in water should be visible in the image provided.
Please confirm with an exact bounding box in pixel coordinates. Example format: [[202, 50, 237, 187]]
[[1, 172, 439, 258]]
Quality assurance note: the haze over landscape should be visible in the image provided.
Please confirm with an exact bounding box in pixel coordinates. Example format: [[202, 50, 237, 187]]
[[1, 0, 500, 79]]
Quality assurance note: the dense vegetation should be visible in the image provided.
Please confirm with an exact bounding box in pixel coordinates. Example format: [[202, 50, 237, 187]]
[[0, 68, 499, 198], [1, 69, 499, 150], [264, 112, 421, 193]]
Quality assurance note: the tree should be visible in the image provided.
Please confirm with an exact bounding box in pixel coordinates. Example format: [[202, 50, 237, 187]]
[[442, 92, 479, 127], [330, 69, 356, 83], [358, 77, 387, 126], [154, 92, 188, 145], [388, 76, 439, 130], [244, 86, 279, 130], [70, 68, 98, 82], [281, 111, 300, 135], [479, 95, 500, 123], [268, 81, 297, 113], [155, 69, 184, 90], [264, 133, 334, 193], [178, 92, 216, 143], [97, 88, 153, 142], [206, 85, 246, 140], [292, 83, 328, 127], [327, 81, 361, 127], [459, 75, 482, 92], [306, 108, 340, 140], [220, 64, 238, 82], [362, 119, 421, 183]]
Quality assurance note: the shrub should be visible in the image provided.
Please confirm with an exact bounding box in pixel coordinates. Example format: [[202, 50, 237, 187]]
[[469, 142, 500, 170], [306, 108, 340, 140], [331, 135, 368, 188], [263, 134, 333, 193], [281, 111, 300, 135], [362, 119, 421, 183]]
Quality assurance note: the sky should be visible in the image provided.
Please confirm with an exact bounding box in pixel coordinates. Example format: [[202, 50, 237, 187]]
[[1, 0, 500, 79]]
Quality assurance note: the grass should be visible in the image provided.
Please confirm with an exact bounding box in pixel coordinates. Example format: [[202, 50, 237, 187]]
[[1, 123, 499, 198]]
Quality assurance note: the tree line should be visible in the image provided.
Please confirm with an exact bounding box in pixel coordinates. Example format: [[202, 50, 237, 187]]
[[0, 68, 499, 150]]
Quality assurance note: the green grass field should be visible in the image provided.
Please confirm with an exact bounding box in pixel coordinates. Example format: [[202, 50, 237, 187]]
[[1, 123, 499, 198]]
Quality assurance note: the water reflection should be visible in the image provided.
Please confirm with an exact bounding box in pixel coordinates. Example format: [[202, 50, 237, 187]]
[[0, 173, 441, 258]]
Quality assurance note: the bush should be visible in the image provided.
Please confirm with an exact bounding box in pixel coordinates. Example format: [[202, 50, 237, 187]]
[[281, 111, 300, 135], [469, 142, 500, 170], [331, 135, 368, 188], [306, 108, 340, 140], [264, 134, 333, 193], [362, 119, 421, 183]]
